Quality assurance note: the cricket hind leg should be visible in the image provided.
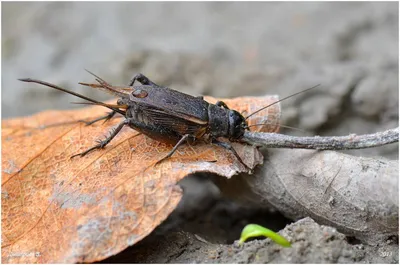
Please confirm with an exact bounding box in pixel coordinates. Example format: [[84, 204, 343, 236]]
[[212, 139, 251, 172], [79, 110, 117, 126], [32, 111, 118, 130], [78, 113, 191, 165], [71, 118, 130, 158], [128, 73, 160, 87]]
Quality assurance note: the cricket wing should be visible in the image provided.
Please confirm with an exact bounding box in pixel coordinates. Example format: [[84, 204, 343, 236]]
[[130, 86, 210, 123], [141, 106, 208, 137]]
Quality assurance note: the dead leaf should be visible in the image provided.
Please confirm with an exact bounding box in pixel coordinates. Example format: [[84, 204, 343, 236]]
[[1, 95, 280, 263]]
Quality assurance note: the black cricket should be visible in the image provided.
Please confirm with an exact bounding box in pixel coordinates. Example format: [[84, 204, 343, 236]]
[[19, 71, 316, 170]]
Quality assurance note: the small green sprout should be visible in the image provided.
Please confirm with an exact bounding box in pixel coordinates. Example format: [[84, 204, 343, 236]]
[[239, 224, 291, 247]]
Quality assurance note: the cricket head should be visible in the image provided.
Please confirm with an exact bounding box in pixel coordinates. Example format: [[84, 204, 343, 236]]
[[228, 110, 247, 140]]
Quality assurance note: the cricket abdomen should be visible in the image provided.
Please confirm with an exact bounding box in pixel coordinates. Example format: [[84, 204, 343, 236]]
[[127, 119, 182, 144], [126, 102, 202, 144]]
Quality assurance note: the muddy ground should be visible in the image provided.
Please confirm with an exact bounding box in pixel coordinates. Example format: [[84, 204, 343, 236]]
[[2, 2, 399, 263]]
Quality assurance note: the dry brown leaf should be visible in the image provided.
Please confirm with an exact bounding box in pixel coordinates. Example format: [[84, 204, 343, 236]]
[[1, 95, 280, 263]]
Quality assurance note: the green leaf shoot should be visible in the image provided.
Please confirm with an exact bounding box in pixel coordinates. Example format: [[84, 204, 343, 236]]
[[239, 224, 291, 247]]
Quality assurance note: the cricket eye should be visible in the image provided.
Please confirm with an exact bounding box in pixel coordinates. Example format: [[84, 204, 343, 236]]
[[132, 89, 148, 98]]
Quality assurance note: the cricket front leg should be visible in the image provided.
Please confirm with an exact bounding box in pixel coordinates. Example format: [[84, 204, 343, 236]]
[[71, 118, 130, 158], [128, 73, 160, 87], [215, 101, 230, 109], [212, 139, 251, 172]]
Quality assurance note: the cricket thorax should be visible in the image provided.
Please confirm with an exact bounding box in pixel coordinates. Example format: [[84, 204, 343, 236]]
[[208, 104, 230, 138]]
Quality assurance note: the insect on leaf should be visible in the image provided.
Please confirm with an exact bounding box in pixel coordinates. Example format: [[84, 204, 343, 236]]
[[1, 95, 280, 263]]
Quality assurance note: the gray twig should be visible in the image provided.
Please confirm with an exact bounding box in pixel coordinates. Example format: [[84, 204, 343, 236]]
[[242, 127, 399, 150]]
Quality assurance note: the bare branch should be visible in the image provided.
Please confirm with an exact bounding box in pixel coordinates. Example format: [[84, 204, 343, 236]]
[[215, 149, 399, 244], [243, 127, 399, 150]]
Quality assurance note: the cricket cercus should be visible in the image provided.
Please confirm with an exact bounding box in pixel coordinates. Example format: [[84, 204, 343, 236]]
[[19, 71, 317, 170]]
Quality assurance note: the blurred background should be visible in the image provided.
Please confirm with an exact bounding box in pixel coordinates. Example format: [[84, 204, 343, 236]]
[[2, 2, 398, 159], [2, 2, 399, 262], [3, 2, 398, 155]]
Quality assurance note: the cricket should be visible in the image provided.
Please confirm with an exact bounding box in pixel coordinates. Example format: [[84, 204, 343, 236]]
[[19, 71, 317, 170]]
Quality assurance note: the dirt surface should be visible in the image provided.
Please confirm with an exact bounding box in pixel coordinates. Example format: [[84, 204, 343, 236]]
[[102, 217, 398, 264], [2, 2, 398, 263]]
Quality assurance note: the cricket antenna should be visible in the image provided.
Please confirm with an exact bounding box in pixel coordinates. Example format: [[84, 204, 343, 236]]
[[18, 78, 126, 115], [245, 84, 321, 120]]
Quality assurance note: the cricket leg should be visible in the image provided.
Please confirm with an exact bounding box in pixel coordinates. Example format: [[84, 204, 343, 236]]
[[155, 134, 191, 166], [128, 73, 160, 87], [212, 139, 251, 171], [78, 110, 117, 126], [34, 111, 118, 130], [215, 101, 230, 109], [71, 118, 130, 158]]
